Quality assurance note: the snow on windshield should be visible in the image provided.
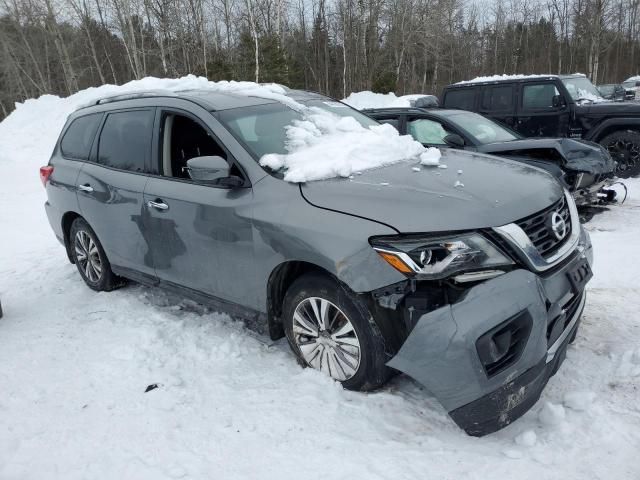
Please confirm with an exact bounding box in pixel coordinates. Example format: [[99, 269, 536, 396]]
[[342, 91, 430, 109], [259, 106, 440, 182], [561, 77, 606, 103]]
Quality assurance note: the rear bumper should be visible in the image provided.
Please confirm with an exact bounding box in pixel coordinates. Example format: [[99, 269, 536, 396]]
[[387, 230, 592, 435]]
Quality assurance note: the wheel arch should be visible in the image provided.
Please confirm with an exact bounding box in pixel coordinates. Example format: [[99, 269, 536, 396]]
[[266, 260, 337, 340], [586, 118, 640, 142], [61, 211, 83, 264]]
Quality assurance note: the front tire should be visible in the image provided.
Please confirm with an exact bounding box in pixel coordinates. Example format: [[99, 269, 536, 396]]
[[283, 273, 391, 391], [69, 218, 119, 292], [600, 130, 640, 178]]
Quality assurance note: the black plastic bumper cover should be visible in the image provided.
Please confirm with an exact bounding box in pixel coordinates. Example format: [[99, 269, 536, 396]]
[[449, 315, 581, 436]]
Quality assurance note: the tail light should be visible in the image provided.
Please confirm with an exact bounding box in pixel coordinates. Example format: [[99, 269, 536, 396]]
[[40, 166, 54, 187]]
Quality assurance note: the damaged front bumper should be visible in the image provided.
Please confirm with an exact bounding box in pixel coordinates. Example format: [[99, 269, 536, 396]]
[[387, 229, 593, 436]]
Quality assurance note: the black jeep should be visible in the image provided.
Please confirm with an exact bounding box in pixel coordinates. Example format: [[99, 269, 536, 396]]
[[441, 74, 640, 178]]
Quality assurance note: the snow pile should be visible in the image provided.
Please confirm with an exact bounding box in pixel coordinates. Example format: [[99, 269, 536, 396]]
[[0, 76, 441, 184], [260, 107, 439, 182], [0, 75, 299, 167], [342, 91, 430, 110]]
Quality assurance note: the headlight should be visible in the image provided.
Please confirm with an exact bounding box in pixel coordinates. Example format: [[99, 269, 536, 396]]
[[370, 233, 514, 280]]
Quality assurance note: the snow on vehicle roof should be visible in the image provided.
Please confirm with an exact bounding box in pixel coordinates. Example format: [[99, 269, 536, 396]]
[[624, 76, 640, 83], [0, 76, 440, 184], [342, 91, 433, 110], [454, 73, 586, 85]]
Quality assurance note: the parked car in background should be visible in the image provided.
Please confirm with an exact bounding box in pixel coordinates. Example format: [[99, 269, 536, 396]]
[[598, 84, 627, 101], [441, 74, 640, 178], [363, 104, 617, 212], [41, 88, 593, 436], [622, 77, 640, 100]]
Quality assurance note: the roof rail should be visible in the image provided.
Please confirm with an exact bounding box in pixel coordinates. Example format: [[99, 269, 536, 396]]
[[95, 89, 178, 105]]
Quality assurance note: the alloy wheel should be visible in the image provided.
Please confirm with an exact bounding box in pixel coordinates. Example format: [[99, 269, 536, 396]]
[[292, 297, 361, 381], [74, 230, 103, 283], [606, 138, 640, 176]]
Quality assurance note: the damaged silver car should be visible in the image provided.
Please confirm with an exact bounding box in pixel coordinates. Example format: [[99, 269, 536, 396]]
[[42, 89, 593, 436]]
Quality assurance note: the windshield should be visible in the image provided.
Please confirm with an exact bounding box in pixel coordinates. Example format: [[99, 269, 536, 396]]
[[448, 111, 520, 145], [561, 77, 604, 102], [218, 99, 379, 160]]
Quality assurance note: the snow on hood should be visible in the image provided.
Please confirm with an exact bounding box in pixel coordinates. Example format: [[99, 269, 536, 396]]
[[0, 75, 298, 167], [259, 107, 441, 182], [342, 91, 429, 110]]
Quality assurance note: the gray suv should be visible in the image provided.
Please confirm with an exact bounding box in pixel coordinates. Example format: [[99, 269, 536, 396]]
[[41, 89, 593, 436]]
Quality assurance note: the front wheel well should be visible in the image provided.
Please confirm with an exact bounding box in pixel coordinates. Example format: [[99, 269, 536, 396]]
[[266, 261, 334, 340], [61, 211, 82, 263], [595, 126, 640, 143]]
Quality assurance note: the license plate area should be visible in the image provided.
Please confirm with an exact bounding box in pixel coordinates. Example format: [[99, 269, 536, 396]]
[[567, 258, 593, 293]]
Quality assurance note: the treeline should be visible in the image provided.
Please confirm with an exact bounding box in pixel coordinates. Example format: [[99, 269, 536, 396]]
[[0, 0, 639, 119]]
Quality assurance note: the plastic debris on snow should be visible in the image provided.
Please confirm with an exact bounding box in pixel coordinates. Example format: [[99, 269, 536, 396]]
[[259, 108, 441, 182]]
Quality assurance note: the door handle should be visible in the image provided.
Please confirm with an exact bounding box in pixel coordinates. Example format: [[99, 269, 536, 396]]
[[147, 200, 169, 210], [78, 184, 94, 193]]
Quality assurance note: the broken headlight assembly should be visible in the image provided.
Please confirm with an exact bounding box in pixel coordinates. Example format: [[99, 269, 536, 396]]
[[370, 233, 514, 282]]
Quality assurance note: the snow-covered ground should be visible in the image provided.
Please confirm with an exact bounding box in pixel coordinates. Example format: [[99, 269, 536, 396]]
[[1, 85, 639, 480]]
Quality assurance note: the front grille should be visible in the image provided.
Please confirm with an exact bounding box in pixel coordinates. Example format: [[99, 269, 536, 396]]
[[515, 196, 572, 258]]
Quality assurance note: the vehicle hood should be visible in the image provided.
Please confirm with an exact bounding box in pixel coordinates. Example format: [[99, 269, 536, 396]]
[[576, 101, 640, 115], [300, 149, 563, 233], [477, 138, 615, 174]]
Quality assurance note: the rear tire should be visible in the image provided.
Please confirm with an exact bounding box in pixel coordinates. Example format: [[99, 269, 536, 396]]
[[600, 130, 640, 178], [282, 273, 391, 391], [69, 218, 120, 292]]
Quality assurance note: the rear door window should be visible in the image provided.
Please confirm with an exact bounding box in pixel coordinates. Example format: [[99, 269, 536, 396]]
[[97, 110, 155, 172], [481, 86, 514, 112], [444, 89, 477, 110], [60, 113, 102, 160]]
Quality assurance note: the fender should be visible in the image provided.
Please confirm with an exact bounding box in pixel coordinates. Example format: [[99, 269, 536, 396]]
[[584, 117, 640, 142]]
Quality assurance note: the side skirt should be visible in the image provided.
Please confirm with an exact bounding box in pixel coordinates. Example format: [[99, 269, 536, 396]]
[[112, 265, 268, 332]]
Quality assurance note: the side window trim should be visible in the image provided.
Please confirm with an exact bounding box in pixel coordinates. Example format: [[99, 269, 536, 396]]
[[94, 107, 157, 175], [153, 106, 250, 189]]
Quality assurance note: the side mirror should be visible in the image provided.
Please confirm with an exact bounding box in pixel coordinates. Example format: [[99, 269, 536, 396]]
[[443, 133, 465, 148], [552, 94, 566, 108], [185, 155, 230, 183]]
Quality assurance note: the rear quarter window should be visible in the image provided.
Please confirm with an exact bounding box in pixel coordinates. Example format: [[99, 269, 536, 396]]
[[443, 88, 477, 110], [60, 113, 102, 160]]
